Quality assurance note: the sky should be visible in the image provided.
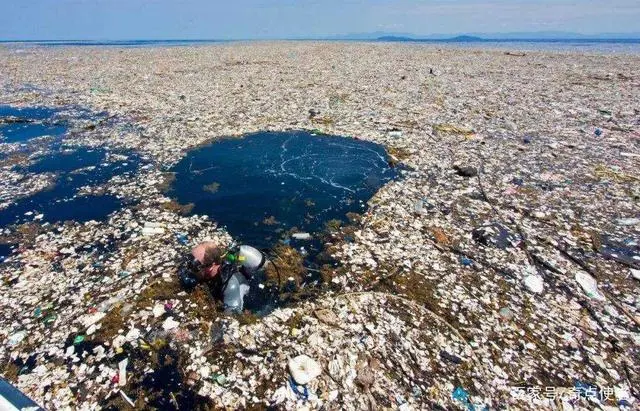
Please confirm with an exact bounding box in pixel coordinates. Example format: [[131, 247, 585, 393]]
[[0, 0, 639, 40]]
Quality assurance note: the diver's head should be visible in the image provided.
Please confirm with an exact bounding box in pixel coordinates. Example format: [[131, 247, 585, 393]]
[[201, 247, 224, 279]]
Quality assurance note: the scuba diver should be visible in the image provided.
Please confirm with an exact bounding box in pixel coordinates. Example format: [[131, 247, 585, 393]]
[[179, 241, 267, 312]]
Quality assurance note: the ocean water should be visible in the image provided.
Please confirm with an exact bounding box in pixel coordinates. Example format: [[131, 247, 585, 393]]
[[0, 39, 228, 48], [169, 130, 399, 314], [0, 243, 12, 261], [0, 105, 141, 228], [398, 39, 640, 55], [0, 106, 68, 143], [169, 131, 399, 250], [2, 39, 640, 54], [0, 147, 140, 227]]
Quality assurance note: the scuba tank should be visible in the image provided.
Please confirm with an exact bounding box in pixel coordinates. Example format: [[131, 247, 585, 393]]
[[224, 245, 266, 276]]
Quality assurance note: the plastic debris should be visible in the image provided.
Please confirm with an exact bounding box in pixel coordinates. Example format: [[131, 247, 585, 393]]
[[523, 275, 544, 294], [498, 307, 514, 320], [440, 350, 463, 364], [125, 327, 141, 342], [8, 330, 27, 346], [452, 386, 471, 407], [435, 124, 474, 137], [291, 232, 312, 240], [223, 272, 250, 312], [210, 322, 225, 344], [162, 317, 179, 331], [80, 312, 106, 328], [459, 256, 473, 266], [142, 221, 166, 236], [288, 355, 322, 385], [175, 232, 189, 245], [152, 303, 165, 318], [118, 358, 128, 387], [614, 385, 635, 406], [472, 223, 520, 249], [575, 272, 605, 300], [119, 390, 135, 407], [617, 218, 640, 226], [453, 165, 478, 177], [288, 376, 310, 400], [213, 373, 229, 387], [1, 43, 639, 411]]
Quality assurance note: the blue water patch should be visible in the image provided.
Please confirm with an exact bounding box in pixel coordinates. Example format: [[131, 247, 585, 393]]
[[0, 194, 124, 227], [26, 148, 106, 173], [169, 131, 399, 250], [0, 147, 140, 227], [0, 243, 14, 261], [0, 105, 68, 143]]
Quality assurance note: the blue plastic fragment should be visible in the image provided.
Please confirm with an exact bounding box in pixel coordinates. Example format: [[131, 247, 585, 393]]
[[460, 256, 473, 266], [288, 376, 309, 400], [176, 232, 189, 245], [594, 128, 603, 136], [452, 386, 469, 402], [452, 386, 489, 411]]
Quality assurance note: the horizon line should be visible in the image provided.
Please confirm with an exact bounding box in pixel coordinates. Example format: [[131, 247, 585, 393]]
[[3, 36, 640, 43]]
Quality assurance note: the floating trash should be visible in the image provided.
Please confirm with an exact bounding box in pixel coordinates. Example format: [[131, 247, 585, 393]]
[[472, 223, 520, 249], [575, 272, 605, 300], [599, 235, 639, 268], [524, 274, 544, 294], [288, 355, 322, 385], [7, 330, 27, 346]]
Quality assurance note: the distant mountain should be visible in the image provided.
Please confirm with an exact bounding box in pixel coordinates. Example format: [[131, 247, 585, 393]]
[[330, 31, 640, 41], [447, 35, 483, 42], [325, 31, 418, 40], [376, 36, 416, 42], [377, 34, 484, 42]]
